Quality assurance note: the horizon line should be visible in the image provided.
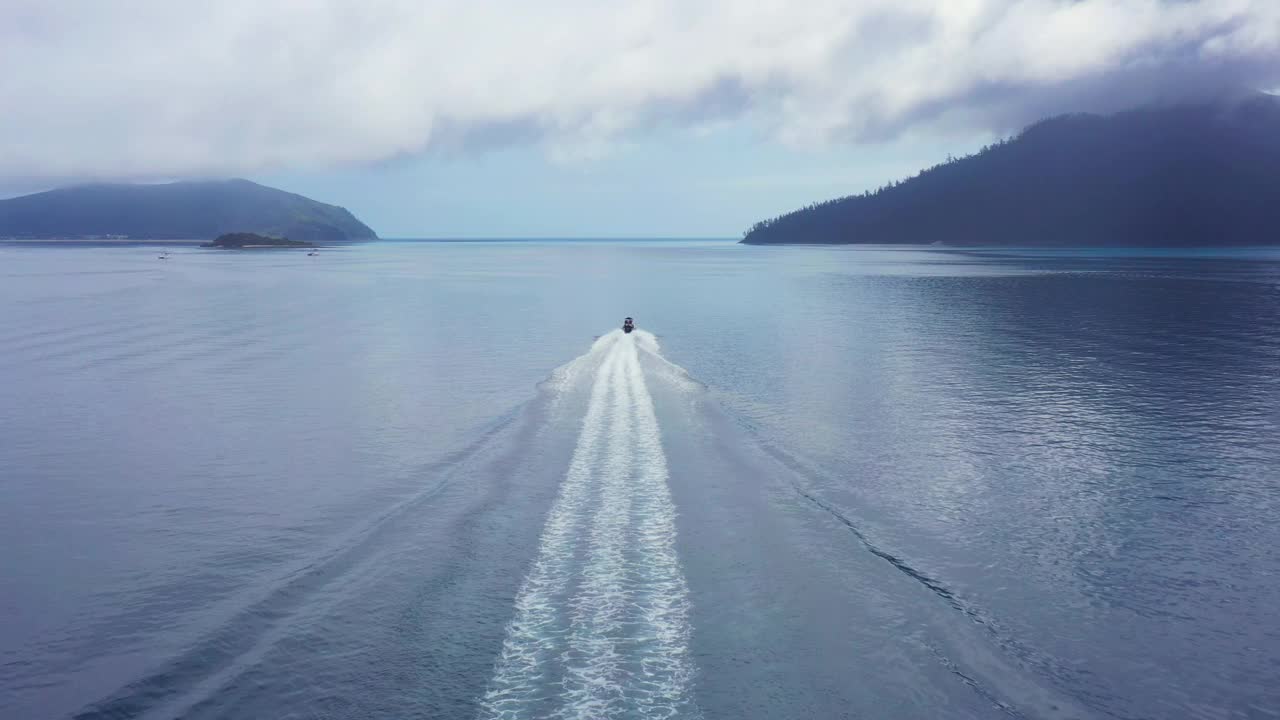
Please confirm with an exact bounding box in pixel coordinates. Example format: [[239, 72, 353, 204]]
[[375, 236, 739, 242]]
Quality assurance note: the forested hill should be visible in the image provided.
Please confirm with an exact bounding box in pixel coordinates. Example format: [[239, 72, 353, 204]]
[[742, 93, 1280, 246], [0, 179, 377, 242]]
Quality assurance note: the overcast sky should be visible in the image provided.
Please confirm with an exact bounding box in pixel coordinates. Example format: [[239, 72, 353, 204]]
[[4, 1, 1278, 236]]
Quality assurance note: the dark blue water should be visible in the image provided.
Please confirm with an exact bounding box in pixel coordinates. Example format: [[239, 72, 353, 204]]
[[2, 241, 1278, 719]]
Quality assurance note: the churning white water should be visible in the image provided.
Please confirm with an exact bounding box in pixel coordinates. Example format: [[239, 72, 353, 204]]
[[478, 330, 699, 720]]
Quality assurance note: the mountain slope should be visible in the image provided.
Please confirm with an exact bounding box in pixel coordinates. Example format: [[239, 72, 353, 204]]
[[742, 93, 1280, 246], [0, 179, 377, 242]]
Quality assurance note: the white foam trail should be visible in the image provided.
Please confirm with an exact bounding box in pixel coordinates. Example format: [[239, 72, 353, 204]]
[[479, 349, 620, 717], [557, 344, 632, 717], [479, 331, 699, 720], [622, 340, 698, 719]]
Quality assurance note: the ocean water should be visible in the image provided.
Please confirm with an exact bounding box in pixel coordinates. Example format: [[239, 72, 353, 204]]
[[1, 240, 1278, 720]]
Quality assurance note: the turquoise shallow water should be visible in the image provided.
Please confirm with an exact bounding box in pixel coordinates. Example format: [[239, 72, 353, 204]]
[[2, 241, 1279, 719]]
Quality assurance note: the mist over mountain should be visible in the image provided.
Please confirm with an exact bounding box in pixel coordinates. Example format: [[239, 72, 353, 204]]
[[0, 179, 376, 242], [742, 93, 1280, 247]]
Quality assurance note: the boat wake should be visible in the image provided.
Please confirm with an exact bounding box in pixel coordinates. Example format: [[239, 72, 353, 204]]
[[479, 330, 700, 720]]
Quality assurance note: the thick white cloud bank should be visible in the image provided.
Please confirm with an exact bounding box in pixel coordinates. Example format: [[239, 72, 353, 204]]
[[3, 0, 1278, 184]]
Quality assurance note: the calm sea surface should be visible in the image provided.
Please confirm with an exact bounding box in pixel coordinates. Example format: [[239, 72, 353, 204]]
[[2, 241, 1279, 720]]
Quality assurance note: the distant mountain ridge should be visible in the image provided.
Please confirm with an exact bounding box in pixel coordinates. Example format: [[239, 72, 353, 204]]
[[0, 179, 376, 242], [742, 93, 1280, 246]]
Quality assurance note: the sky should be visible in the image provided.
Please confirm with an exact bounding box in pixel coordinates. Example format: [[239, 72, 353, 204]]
[[3, 0, 1279, 237]]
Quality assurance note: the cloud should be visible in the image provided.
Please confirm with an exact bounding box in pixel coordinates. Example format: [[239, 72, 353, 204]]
[[2, 0, 1278, 185]]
